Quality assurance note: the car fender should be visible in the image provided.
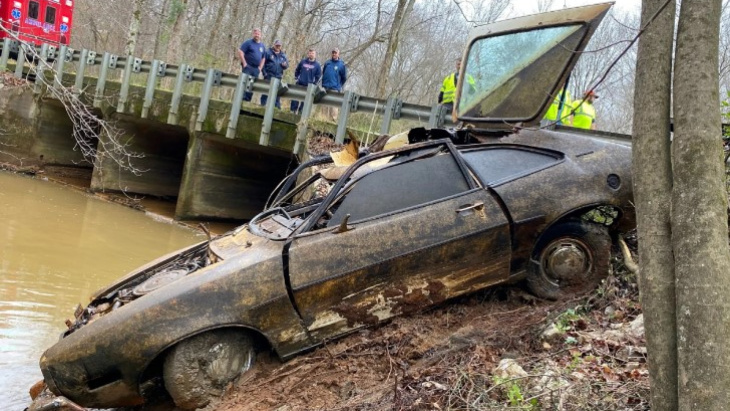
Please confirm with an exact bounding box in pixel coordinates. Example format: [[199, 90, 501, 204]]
[[40, 239, 310, 407]]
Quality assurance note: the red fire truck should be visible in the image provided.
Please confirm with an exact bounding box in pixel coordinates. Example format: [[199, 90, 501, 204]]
[[0, 0, 74, 46]]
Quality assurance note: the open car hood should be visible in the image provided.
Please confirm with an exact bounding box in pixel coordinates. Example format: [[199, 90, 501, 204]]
[[456, 2, 612, 129]]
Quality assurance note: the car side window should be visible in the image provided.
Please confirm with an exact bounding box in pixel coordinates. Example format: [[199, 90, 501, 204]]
[[324, 151, 471, 228], [461, 147, 562, 186]]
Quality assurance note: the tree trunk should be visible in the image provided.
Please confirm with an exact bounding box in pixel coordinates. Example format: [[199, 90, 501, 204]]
[[375, 0, 416, 99], [152, 0, 170, 59], [673, 1, 730, 409], [631, 0, 677, 409], [270, 0, 291, 45], [165, 0, 188, 64], [125, 0, 145, 57], [227, 0, 243, 72], [204, 0, 230, 58]]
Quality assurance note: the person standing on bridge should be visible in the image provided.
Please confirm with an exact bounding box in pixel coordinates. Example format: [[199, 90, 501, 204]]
[[238, 28, 266, 102], [261, 39, 289, 109], [320, 48, 347, 120], [291, 48, 322, 115], [321, 48, 347, 93], [570, 90, 598, 130]]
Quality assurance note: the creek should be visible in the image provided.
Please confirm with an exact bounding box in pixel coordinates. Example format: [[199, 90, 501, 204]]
[[0, 172, 205, 409]]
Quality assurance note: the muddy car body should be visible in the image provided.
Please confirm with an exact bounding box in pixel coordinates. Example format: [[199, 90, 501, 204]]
[[37, 3, 632, 410]]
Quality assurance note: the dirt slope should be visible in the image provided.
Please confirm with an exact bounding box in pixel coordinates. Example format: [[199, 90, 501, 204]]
[[206, 244, 648, 411]]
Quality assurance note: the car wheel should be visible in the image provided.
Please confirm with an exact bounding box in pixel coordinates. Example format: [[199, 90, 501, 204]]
[[527, 220, 611, 300], [163, 329, 255, 410]]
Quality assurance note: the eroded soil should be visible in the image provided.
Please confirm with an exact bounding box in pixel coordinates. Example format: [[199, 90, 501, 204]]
[[202, 244, 648, 411]]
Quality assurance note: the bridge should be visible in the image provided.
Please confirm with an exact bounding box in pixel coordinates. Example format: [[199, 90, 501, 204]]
[[0, 39, 454, 221]]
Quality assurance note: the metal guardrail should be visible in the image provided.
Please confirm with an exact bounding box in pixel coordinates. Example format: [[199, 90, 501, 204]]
[[0, 38, 455, 154]]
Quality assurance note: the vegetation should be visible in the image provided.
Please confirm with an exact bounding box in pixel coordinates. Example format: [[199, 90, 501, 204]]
[[67, 0, 659, 134]]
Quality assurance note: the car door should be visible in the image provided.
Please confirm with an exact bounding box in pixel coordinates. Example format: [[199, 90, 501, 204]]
[[285, 141, 511, 342]]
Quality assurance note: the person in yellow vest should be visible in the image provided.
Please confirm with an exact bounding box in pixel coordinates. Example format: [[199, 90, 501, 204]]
[[438, 58, 461, 113], [438, 58, 476, 115], [542, 88, 572, 126], [570, 90, 598, 130]]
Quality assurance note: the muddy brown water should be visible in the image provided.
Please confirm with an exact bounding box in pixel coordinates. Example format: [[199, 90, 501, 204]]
[[0, 172, 209, 409]]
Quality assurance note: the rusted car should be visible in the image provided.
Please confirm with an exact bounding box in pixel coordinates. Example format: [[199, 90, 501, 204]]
[[34, 3, 632, 410]]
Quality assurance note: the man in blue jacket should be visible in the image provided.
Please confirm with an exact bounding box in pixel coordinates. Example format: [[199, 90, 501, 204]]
[[291, 49, 321, 114], [237, 28, 266, 102], [261, 39, 289, 109], [321, 48, 347, 92]]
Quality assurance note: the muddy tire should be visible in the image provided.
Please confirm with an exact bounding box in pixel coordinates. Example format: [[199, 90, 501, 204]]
[[163, 330, 255, 410], [527, 220, 611, 300]]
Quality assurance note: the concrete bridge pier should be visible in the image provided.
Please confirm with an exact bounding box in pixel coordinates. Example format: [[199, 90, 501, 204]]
[[175, 132, 295, 221], [0, 88, 90, 167], [90, 113, 189, 198]]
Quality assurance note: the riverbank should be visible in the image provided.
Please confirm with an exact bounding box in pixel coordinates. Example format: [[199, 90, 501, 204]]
[[0, 164, 238, 235]]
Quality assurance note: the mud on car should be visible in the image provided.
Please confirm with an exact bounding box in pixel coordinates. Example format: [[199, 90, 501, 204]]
[[32, 3, 633, 410]]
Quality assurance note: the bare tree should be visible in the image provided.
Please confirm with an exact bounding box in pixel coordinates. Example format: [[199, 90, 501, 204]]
[[536, 0, 555, 13], [570, 9, 640, 134], [673, 0, 730, 408], [453, 0, 511, 25], [632, 0, 677, 409], [0, 28, 146, 179], [125, 0, 145, 57], [165, 0, 189, 63], [375, 0, 416, 99]]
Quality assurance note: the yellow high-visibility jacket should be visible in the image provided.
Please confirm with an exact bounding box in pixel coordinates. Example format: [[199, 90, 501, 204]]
[[571, 100, 596, 129], [440, 72, 458, 104], [440, 73, 476, 104], [544, 89, 572, 123]]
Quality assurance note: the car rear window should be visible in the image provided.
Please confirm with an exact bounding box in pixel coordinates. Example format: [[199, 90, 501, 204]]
[[462, 147, 562, 186]]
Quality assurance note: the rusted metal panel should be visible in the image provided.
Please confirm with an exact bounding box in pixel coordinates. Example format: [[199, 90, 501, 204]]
[[490, 129, 634, 228], [288, 189, 511, 342], [41, 233, 310, 407]]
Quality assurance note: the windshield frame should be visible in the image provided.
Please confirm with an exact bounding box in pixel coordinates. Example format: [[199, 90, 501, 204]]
[[455, 2, 613, 128]]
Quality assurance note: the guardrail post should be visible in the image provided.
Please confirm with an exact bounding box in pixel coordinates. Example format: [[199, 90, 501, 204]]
[[226, 72, 248, 138], [14, 44, 26, 79], [259, 77, 280, 146], [293, 84, 318, 156], [117, 56, 134, 112], [93, 52, 112, 108], [141, 60, 162, 118], [0, 38, 11, 72], [74, 49, 89, 96], [335, 90, 358, 144], [53, 45, 68, 90], [380, 97, 403, 136], [167, 63, 188, 125], [195, 68, 219, 131], [33, 43, 50, 93], [428, 104, 447, 129]]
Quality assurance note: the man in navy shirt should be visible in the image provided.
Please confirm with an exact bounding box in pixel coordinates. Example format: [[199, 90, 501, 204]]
[[321, 48, 347, 92], [291, 49, 321, 114], [237, 28, 266, 102], [261, 39, 289, 109]]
